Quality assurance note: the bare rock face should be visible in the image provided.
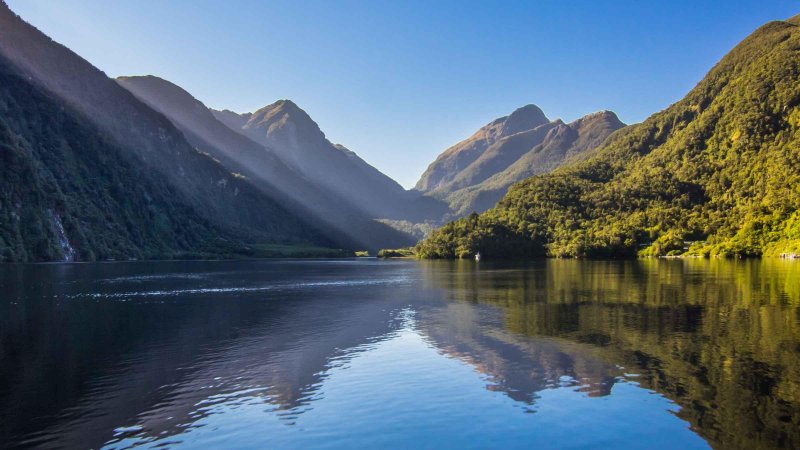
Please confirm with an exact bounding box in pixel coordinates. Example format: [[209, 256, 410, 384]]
[[415, 104, 625, 218], [414, 104, 550, 193]]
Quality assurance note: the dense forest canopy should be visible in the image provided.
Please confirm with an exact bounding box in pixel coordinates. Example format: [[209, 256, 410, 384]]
[[0, 65, 336, 262], [417, 16, 800, 259], [0, 2, 340, 262]]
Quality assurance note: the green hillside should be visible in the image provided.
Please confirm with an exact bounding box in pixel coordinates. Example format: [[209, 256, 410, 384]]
[[417, 16, 800, 259], [0, 60, 334, 262], [0, 3, 343, 262]]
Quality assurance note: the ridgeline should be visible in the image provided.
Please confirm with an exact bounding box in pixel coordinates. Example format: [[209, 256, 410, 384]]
[[417, 16, 800, 259]]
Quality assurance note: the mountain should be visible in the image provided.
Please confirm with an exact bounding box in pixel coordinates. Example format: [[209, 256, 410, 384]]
[[416, 104, 549, 192], [211, 102, 448, 222], [417, 15, 800, 259], [0, 2, 338, 261], [0, 56, 334, 261], [415, 105, 624, 218], [116, 75, 415, 251]]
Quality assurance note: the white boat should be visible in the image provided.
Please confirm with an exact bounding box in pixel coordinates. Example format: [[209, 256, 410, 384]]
[[475, 252, 481, 261]]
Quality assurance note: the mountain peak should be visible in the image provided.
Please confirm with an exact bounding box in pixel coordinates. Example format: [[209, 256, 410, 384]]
[[501, 104, 549, 136], [419, 12, 800, 259], [569, 110, 625, 130], [509, 103, 546, 118], [257, 99, 305, 118], [248, 99, 325, 141], [271, 98, 300, 110]]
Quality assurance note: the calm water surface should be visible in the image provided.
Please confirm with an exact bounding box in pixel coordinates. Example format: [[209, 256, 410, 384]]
[[1, 259, 799, 449]]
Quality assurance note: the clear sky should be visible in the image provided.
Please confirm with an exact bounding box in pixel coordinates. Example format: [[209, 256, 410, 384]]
[[7, 0, 799, 188]]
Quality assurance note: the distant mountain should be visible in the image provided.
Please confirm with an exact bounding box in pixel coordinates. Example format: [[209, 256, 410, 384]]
[[211, 103, 448, 222], [0, 2, 337, 261], [416, 105, 624, 217], [116, 75, 415, 251], [418, 15, 800, 259], [416, 104, 549, 192]]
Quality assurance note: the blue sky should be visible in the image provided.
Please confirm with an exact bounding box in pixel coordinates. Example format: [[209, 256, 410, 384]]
[[8, 0, 799, 188]]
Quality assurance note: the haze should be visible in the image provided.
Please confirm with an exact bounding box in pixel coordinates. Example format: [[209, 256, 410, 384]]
[[8, 0, 797, 187]]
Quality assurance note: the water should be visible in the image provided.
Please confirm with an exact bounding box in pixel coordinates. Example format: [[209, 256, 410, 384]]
[[0, 259, 798, 449]]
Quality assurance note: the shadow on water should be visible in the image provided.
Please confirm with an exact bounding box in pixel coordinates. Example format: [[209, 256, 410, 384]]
[[0, 258, 798, 449], [0, 260, 417, 448]]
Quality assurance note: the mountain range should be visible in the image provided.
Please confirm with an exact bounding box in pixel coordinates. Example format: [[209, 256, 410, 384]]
[[415, 105, 625, 217], [417, 14, 800, 258], [4, 0, 797, 262], [0, 2, 345, 261], [0, 1, 425, 261], [114, 75, 419, 250]]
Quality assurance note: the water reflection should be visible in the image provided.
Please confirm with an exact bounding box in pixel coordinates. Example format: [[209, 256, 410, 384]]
[[419, 259, 800, 449], [0, 259, 797, 449]]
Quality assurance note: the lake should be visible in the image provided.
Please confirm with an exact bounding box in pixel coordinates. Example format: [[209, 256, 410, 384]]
[[0, 258, 798, 449]]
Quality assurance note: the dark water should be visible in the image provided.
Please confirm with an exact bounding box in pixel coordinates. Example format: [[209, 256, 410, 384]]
[[1, 259, 799, 449]]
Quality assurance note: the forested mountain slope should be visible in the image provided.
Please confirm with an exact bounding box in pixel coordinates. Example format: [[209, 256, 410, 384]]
[[0, 58, 331, 261], [0, 2, 336, 261], [418, 16, 800, 259]]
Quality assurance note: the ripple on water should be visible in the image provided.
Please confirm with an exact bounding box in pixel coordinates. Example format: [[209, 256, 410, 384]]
[[66, 276, 413, 300]]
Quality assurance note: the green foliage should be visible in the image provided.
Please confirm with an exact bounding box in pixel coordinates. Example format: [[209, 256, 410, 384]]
[[251, 244, 349, 258], [376, 219, 437, 241], [354, 250, 370, 257], [0, 70, 333, 262], [419, 17, 800, 259], [377, 247, 416, 258]]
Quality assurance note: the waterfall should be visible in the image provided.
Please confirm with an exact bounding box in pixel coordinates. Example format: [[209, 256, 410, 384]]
[[49, 210, 76, 262]]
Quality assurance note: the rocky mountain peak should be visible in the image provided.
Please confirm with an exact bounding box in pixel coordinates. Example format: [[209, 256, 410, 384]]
[[247, 99, 326, 143], [500, 104, 549, 136]]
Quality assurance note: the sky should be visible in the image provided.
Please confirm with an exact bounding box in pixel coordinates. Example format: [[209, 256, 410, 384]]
[[7, 1, 800, 188]]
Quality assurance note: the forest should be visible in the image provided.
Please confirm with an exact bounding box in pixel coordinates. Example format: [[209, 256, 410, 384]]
[[417, 17, 800, 259]]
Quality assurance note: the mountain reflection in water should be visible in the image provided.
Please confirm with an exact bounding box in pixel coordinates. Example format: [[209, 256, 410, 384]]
[[0, 259, 797, 449]]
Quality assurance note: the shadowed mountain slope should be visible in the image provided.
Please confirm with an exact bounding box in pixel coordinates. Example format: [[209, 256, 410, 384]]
[[116, 75, 415, 251], [212, 103, 448, 223], [0, 56, 333, 261], [0, 1, 339, 261]]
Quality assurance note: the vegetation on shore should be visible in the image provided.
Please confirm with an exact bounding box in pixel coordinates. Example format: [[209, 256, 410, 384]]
[[417, 16, 800, 259], [377, 248, 416, 258]]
